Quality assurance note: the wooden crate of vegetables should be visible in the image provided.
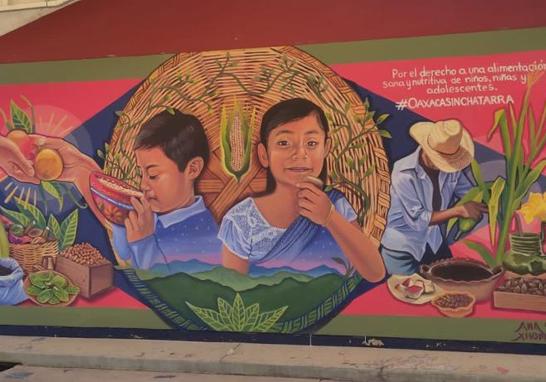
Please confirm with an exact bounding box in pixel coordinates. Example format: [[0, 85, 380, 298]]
[[55, 243, 113, 299]]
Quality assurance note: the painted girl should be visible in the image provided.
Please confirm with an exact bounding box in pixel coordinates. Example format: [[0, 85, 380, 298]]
[[218, 98, 385, 282]]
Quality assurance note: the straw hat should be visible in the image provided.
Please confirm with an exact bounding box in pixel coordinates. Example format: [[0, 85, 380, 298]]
[[410, 119, 474, 173]]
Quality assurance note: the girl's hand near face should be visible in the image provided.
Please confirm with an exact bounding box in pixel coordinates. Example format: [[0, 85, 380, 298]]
[[125, 196, 155, 243], [297, 181, 386, 283], [296, 181, 333, 226]]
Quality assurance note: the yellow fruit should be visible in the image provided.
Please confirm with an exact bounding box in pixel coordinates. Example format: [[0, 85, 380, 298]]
[[34, 148, 63, 180]]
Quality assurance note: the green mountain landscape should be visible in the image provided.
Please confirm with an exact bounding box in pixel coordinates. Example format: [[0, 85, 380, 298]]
[[144, 270, 346, 328], [191, 266, 314, 291]]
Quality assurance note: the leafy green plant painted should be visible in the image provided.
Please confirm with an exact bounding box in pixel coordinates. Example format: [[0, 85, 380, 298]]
[[26, 271, 79, 305], [0, 198, 79, 250], [186, 293, 288, 332], [453, 72, 546, 267]]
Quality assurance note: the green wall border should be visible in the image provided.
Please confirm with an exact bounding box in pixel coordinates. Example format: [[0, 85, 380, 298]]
[[0, 306, 169, 329], [318, 315, 546, 344], [0, 28, 544, 84]]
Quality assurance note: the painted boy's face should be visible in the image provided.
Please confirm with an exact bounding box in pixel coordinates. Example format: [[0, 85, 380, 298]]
[[135, 147, 196, 214], [259, 113, 330, 189]]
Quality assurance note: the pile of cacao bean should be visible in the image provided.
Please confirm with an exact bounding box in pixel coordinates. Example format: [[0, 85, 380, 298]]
[[496, 277, 545, 295]]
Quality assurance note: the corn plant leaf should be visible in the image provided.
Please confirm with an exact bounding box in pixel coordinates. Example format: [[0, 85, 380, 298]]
[[529, 104, 537, 161], [10, 100, 32, 133], [186, 302, 228, 331], [536, 100, 546, 149], [470, 160, 486, 191], [447, 187, 481, 233], [15, 197, 46, 229], [220, 106, 233, 173], [60, 209, 79, 250], [521, 159, 546, 196], [41, 181, 63, 212], [254, 306, 288, 333], [510, 102, 525, 179], [47, 215, 61, 241], [464, 240, 497, 268], [0, 206, 30, 227], [488, 177, 505, 247], [488, 109, 512, 161]]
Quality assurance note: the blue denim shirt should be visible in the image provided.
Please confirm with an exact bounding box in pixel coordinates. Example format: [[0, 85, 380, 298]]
[[381, 148, 473, 260]]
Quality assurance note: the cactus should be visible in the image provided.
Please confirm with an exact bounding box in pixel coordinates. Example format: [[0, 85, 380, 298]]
[[220, 101, 254, 182]]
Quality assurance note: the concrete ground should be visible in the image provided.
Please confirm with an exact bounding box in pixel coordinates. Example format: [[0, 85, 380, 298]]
[[0, 366, 332, 382], [1, 335, 546, 382]]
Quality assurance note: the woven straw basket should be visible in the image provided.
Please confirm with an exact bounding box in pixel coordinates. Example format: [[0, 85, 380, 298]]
[[9, 240, 58, 274], [106, 46, 390, 242]]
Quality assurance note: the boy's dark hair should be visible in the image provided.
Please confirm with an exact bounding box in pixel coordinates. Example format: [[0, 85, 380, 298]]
[[135, 110, 209, 172], [259, 98, 329, 194]]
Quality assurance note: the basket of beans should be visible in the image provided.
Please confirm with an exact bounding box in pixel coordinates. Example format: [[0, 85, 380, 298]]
[[431, 292, 476, 318]]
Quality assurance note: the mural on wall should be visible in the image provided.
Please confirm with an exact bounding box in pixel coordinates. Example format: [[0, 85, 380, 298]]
[[0, 36, 545, 348]]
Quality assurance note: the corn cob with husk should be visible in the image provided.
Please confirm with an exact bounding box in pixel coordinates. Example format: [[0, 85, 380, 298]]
[[220, 101, 254, 181]]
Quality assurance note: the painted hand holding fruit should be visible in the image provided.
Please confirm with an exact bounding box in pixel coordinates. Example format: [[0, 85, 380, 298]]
[[4, 130, 64, 181], [0, 132, 36, 183]]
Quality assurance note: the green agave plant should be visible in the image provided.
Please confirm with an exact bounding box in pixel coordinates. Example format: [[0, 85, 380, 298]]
[[187, 293, 287, 332]]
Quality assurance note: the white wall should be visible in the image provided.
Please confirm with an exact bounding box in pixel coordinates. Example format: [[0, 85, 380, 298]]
[[0, 0, 79, 37]]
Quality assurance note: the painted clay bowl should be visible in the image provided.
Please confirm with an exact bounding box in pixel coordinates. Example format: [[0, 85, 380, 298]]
[[420, 258, 503, 302], [89, 172, 143, 225]]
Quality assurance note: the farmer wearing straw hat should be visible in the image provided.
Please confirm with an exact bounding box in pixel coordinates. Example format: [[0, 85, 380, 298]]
[[381, 119, 487, 275]]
